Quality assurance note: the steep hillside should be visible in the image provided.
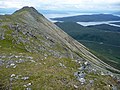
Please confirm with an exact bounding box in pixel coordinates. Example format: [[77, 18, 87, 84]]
[[55, 22, 120, 70], [0, 7, 120, 89]]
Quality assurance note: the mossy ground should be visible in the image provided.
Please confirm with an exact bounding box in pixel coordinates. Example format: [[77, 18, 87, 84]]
[[0, 52, 118, 90]]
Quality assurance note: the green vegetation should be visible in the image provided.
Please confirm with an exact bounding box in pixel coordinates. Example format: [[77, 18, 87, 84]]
[[0, 23, 79, 89], [0, 54, 78, 89], [55, 22, 120, 70], [80, 41, 120, 70]]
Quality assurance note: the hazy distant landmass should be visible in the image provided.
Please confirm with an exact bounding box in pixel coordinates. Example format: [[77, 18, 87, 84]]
[[114, 12, 120, 15], [0, 8, 16, 14], [52, 14, 120, 22]]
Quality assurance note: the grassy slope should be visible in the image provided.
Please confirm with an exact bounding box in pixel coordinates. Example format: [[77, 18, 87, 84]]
[[0, 25, 111, 90], [0, 8, 119, 89], [0, 21, 79, 89]]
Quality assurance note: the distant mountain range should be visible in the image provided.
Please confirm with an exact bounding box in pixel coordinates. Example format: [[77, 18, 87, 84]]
[[52, 14, 120, 22]]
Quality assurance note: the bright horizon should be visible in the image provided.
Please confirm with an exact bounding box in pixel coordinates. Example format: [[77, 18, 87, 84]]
[[0, 0, 120, 12], [0, 0, 120, 15]]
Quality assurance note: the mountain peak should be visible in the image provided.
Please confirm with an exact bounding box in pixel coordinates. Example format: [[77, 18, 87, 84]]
[[13, 6, 42, 16], [19, 6, 37, 12]]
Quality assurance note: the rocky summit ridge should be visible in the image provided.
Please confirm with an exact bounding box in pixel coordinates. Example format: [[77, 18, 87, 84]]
[[0, 6, 120, 90]]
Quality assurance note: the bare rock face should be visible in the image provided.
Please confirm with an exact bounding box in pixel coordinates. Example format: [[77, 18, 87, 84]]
[[0, 6, 120, 89]]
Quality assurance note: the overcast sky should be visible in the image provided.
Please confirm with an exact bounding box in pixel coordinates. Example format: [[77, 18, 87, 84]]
[[0, 0, 120, 12]]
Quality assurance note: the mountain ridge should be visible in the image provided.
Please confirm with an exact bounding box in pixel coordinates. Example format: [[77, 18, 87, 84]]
[[0, 6, 120, 89], [55, 21, 120, 70], [1, 6, 120, 72]]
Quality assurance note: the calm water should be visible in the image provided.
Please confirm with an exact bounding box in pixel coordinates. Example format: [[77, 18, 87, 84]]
[[77, 21, 120, 27], [45, 13, 120, 27]]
